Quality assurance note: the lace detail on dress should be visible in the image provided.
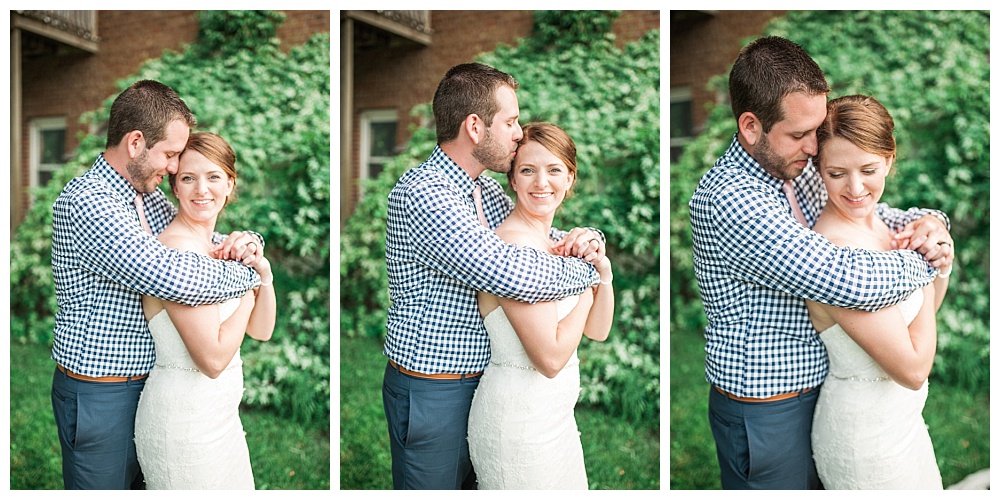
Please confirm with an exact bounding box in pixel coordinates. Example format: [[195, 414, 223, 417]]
[[154, 361, 243, 373], [468, 295, 588, 490], [134, 298, 255, 490], [489, 359, 581, 371], [828, 375, 892, 382], [811, 289, 943, 489]]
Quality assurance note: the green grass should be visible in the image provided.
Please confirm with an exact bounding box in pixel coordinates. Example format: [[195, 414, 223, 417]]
[[9, 341, 330, 490], [339, 334, 660, 489], [669, 329, 990, 489]]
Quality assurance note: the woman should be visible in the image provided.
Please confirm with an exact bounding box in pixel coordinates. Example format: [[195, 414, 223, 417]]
[[134, 132, 276, 489], [808, 95, 949, 489], [467, 123, 614, 489]]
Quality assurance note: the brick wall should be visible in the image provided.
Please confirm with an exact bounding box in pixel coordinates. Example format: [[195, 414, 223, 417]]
[[670, 11, 786, 132], [613, 10, 661, 47], [15, 10, 330, 225]]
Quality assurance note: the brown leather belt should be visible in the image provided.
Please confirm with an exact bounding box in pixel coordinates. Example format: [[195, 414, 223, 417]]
[[715, 385, 813, 403], [57, 364, 148, 383], [389, 360, 483, 380]]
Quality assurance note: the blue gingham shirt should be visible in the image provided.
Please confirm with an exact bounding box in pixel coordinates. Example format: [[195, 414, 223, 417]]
[[384, 146, 600, 374], [689, 135, 942, 398], [51, 153, 260, 378]]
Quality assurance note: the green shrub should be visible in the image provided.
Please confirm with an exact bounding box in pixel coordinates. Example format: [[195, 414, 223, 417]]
[[670, 10, 990, 391], [340, 11, 660, 425], [10, 10, 330, 424]]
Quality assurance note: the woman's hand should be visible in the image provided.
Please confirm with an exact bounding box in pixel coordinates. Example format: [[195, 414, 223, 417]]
[[212, 231, 264, 265], [890, 214, 954, 269], [594, 256, 613, 286], [251, 256, 273, 292], [552, 228, 606, 264]]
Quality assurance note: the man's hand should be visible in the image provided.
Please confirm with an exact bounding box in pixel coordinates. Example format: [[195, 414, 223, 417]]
[[552, 227, 606, 264], [212, 231, 264, 265], [890, 214, 954, 269]]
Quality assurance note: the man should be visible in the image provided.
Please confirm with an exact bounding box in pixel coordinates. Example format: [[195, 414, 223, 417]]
[[383, 62, 604, 490], [50, 80, 265, 489], [688, 36, 954, 489]]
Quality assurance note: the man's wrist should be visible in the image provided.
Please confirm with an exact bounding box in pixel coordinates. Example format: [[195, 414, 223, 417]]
[[929, 211, 950, 230], [245, 230, 265, 249]]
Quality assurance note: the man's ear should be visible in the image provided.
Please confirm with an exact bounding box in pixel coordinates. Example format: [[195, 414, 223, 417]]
[[124, 130, 145, 158], [737, 112, 763, 147], [464, 114, 485, 145]]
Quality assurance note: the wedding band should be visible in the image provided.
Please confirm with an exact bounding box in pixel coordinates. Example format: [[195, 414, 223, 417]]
[[938, 242, 951, 247], [589, 238, 600, 245]]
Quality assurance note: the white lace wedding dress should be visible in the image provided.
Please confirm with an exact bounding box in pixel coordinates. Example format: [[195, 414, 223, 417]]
[[134, 298, 254, 489], [468, 295, 588, 490], [812, 288, 942, 489]]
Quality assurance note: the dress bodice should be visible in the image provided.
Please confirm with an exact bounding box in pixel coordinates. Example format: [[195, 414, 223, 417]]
[[818, 288, 923, 381], [482, 295, 580, 371], [136, 296, 254, 489], [147, 297, 243, 372], [469, 293, 588, 489], [811, 287, 942, 489]]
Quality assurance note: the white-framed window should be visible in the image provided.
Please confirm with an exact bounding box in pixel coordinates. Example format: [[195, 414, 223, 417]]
[[670, 87, 694, 163], [359, 109, 398, 185], [29, 117, 67, 190]]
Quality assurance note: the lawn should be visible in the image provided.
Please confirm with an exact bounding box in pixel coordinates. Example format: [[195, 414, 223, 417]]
[[339, 334, 661, 489], [669, 328, 990, 489], [8, 341, 330, 490]]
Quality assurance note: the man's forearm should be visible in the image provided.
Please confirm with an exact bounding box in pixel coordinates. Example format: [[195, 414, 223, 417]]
[[722, 212, 935, 312], [77, 218, 258, 306]]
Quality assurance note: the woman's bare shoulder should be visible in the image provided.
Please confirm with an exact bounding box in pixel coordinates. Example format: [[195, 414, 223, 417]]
[[813, 219, 886, 252], [495, 225, 548, 253], [157, 228, 211, 255]]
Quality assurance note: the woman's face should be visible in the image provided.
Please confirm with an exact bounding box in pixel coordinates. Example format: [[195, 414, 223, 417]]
[[818, 136, 892, 219], [173, 150, 235, 222], [510, 140, 574, 217]]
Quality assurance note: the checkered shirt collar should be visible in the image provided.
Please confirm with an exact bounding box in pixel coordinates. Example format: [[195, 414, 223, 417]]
[[723, 134, 787, 191], [428, 146, 480, 197], [92, 152, 145, 204]]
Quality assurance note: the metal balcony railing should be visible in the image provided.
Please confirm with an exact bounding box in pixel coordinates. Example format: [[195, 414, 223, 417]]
[[344, 10, 432, 46], [374, 10, 432, 34], [16, 10, 99, 41]]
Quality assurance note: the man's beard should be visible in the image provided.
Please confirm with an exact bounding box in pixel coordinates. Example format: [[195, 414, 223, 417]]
[[126, 148, 157, 193], [755, 133, 799, 181], [472, 128, 512, 174]]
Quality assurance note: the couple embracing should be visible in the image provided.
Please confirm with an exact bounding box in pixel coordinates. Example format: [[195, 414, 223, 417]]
[[50, 80, 275, 489], [690, 36, 953, 489], [382, 63, 615, 490]]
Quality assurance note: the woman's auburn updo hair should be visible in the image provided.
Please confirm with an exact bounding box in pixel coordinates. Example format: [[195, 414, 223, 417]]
[[171, 131, 238, 206], [508, 122, 578, 194], [815, 94, 897, 170]]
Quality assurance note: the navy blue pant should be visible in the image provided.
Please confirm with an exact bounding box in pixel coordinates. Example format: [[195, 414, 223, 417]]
[[382, 362, 480, 490], [708, 385, 822, 489], [51, 366, 146, 490]]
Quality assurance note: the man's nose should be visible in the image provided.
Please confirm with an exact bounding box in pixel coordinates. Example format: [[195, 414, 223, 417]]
[[803, 132, 818, 156]]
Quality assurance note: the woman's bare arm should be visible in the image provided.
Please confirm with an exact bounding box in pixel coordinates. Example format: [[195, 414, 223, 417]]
[[582, 256, 614, 342], [817, 284, 937, 390], [245, 256, 276, 341], [150, 232, 258, 378]]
